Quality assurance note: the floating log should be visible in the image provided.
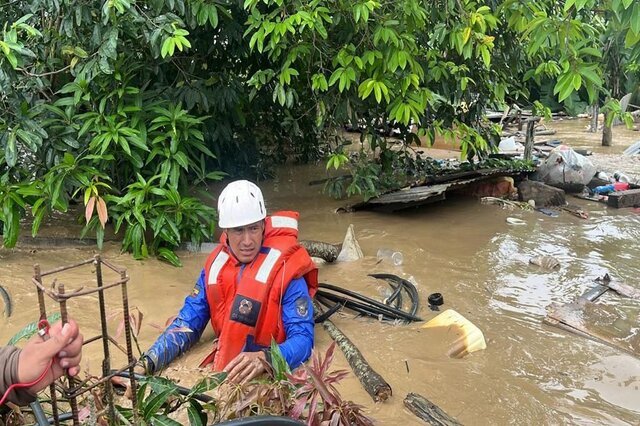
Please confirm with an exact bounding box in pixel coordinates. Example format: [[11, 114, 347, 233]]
[[606, 189, 640, 208], [403, 393, 462, 426], [313, 301, 392, 402], [299, 240, 340, 262]]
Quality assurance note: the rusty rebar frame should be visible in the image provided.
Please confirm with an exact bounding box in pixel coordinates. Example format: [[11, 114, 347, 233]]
[[32, 255, 139, 425]]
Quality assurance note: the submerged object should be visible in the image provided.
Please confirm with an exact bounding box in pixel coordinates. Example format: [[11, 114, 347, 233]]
[[0, 285, 11, 318], [421, 309, 487, 358], [529, 255, 561, 270], [506, 217, 526, 225]]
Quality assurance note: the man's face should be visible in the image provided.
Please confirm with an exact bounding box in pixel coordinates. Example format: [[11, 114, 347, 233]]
[[226, 220, 265, 264]]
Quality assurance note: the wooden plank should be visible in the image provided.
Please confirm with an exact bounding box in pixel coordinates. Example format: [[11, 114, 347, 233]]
[[546, 301, 640, 358], [607, 188, 640, 208], [606, 280, 640, 299]]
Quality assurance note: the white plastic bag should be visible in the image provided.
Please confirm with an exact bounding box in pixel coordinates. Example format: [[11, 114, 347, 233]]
[[536, 145, 597, 186]]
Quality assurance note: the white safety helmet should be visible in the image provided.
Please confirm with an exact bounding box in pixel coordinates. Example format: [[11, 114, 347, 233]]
[[217, 180, 266, 228]]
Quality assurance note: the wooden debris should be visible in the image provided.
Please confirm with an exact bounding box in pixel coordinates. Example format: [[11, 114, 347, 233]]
[[481, 197, 533, 211], [606, 189, 640, 208], [403, 393, 462, 426], [532, 129, 556, 136], [313, 301, 392, 402], [349, 169, 530, 212], [523, 117, 540, 161], [559, 204, 589, 219], [606, 280, 640, 299], [350, 182, 449, 212], [546, 301, 640, 358], [596, 274, 640, 299]]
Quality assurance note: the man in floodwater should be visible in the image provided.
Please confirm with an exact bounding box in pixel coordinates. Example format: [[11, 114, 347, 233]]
[[140, 180, 318, 383]]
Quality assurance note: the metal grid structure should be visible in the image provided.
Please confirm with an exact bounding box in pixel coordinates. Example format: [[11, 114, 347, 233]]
[[31, 255, 139, 425]]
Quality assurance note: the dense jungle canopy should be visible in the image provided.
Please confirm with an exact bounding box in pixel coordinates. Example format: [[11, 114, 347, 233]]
[[1, 0, 639, 263]]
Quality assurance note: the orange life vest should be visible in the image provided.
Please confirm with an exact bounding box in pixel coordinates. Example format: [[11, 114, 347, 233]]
[[200, 211, 318, 371]]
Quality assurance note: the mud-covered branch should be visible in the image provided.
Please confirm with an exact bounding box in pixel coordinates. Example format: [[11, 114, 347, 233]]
[[314, 301, 392, 402]]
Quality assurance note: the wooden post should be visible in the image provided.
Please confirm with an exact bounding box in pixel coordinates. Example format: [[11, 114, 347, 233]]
[[524, 117, 540, 161]]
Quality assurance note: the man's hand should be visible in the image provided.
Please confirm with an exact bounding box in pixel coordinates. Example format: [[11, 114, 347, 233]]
[[17, 320, 83, 394], [223, 351, 268, 384]]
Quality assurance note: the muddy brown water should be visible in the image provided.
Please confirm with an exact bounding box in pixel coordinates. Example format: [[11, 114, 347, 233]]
[[1, 119, 640, 425]]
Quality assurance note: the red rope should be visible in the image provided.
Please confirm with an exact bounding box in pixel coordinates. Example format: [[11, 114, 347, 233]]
[[0, 320, 54, 406]]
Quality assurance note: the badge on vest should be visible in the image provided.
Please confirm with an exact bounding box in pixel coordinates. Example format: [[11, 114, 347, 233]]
[[230, 295, 261, 327], [295, 297, 309, 318]]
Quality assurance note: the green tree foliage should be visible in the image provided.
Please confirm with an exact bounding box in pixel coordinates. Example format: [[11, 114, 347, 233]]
[[1, 0, 639, 249], [242, 0, 640, 198]]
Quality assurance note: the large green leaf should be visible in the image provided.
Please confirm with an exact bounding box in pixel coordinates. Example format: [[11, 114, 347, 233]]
[[7, 313, 62, 345]]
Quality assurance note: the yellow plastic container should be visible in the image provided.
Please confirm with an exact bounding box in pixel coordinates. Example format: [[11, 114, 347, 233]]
[[421, 309, 487, 358]]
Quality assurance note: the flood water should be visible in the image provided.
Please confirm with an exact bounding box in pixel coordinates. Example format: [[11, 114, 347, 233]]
[[1, 119, 639, 425]]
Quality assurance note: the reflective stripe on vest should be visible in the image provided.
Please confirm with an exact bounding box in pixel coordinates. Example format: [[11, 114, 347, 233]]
[[255, 248, 281, 284], [271, 215, 298, 230], [208, 251, 229, 285]]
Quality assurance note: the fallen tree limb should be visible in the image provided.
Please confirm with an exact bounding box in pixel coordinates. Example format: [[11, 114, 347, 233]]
[[300, 240, 340, 262], [313, 301, 392, 402], [404, 393, 462, 426]]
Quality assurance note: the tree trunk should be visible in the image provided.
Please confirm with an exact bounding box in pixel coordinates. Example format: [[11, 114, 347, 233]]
[[602, 112, 612, 146], [299, 240, 340, 262], [590, 104, 599, 133]]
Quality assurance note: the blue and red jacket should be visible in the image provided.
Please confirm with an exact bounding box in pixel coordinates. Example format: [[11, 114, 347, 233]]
[[144, 212, 317, 372]]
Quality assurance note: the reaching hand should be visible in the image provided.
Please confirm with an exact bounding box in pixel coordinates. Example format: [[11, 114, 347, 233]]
[[17, 320, 83, 394], [223, 351, 268, 384]]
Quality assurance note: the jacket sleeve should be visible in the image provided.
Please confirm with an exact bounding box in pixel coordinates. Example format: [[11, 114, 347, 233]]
[[277, 277, 314, 369], [143, 269, 210, 373], [0, 346, 37, 406]]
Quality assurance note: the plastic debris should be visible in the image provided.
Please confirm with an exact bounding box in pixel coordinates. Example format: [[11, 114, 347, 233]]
[[422, 309, 487, 358], [506, 217, 526, 225]]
